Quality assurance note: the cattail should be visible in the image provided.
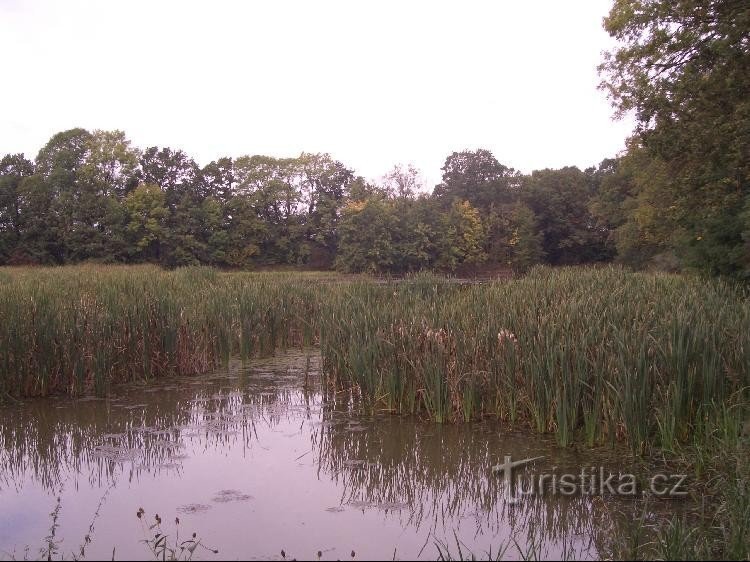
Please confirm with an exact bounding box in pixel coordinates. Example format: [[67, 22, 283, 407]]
[[497, 328, 518, 346]]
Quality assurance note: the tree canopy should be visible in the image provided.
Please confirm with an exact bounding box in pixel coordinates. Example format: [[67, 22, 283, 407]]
[[599, 0, 750, 277], [0, 5, 746, 278]]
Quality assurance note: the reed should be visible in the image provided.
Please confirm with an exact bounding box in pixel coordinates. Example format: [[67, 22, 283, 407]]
[[321, 267, 749, 454], [0, 265, 328, 397], [1, 264, 748, 456], [1, 264, 748, 560]]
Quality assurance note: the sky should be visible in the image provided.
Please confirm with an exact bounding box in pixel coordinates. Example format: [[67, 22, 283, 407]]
[[0, 0, 634, 188]]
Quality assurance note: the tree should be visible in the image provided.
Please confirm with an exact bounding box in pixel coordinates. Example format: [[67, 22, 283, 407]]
[[16, 173, 61, 263], [382, 163, 423, 200], [600, 0, 750, 277], [0, 154, 34, 263], [80, 130, 140, 198], [124, 183, 167, 261], [297, 153, 354, 267], [234, 155, 305, 265], [35, 128, 91, 177], [589, 143, 678, 268], [336, 197, 397, 273], [223, 194, 265, 268], [140, 147, 210, 266], [201, 157, 235, 204], [434, 149, 520, 212], [588, 156, 633, 258], [436, 200, 487, 272], [390, 196, 440, 272], [522, 167, 610, 265], [22, 128, 135, 263], [32, 128, 93, 262], [140, 147, 200, 203], [508, 203, 545, 273]]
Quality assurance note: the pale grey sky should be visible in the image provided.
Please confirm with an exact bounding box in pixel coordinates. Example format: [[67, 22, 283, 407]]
[[0, 0, 633, 187]]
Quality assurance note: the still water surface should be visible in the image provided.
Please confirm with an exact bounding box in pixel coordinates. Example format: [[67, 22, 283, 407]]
[[0, 351, 662, 560]]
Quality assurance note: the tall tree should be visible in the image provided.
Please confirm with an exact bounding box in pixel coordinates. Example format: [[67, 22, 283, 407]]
[[589, 145, 677, 268], [600, 0, 750, 277], [390, 196, 440, 272], [435, 200, 487, 272], [80, 129, 140, 198], [234, 155, 306, 265], [434, 149, 520, 212], [508, 203, 545, 273], [297, 153, 354, 267], [201, 157, 235, 204], [382, 163, 423, 200], [124, 183, 168, 261], [32, 128, 93, 262], [140, 147, 207, 266], [336, 196, 397, 273], [522, 167, 610, 265], [0, 154, 34, 263], [140, 147, 200, 202]]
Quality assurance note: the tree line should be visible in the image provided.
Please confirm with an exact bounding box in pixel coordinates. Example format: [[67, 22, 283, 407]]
[[0, 0, 747, 278], [0, 132, 625, 274]]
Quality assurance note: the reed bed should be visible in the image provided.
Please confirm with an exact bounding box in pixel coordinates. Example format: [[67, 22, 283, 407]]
[[1, 264, 748, 559], [1, 264, 748, 455], [0, 265, 325, 397], [319, 267, 750, 454]]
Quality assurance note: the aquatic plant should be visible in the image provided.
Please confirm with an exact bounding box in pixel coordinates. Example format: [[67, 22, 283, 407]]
[[0, 265, 326, 397], [321, 266, 750, 454], [1, 264, 747, 458], [137, 508, 218, 561]]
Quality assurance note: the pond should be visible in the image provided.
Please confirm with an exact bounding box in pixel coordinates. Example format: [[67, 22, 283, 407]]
[[0, 350, 674, 560]]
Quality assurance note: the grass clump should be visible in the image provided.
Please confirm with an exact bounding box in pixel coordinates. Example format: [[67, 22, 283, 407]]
[[322, 266, 749, 452], [0, 265, 326, 396]]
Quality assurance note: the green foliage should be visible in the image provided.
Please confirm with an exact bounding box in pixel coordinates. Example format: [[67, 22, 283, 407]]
[[434, 149, 520, 211], [522, 167, 609, 265], [0, 104, 745, 276], [0, 154, 34, 263], [125, 183, 168, 260], [2, 0, 745, 279], [336, 197, 397, 273], [435, 200, 487, 271], [600, 0, 750, 278], [508, 203, 545, 273]]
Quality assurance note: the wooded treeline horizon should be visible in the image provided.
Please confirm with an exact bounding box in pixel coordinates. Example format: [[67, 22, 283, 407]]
[[0, 136, 633, 273], [1, 0, 747, 278]]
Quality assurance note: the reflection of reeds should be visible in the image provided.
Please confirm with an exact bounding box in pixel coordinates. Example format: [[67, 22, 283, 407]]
[[312, 416, 623, 559], [0, 357, 314, 492]]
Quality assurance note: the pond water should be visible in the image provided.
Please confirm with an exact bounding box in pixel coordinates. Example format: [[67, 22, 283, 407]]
[[0, 350, 673, 560]]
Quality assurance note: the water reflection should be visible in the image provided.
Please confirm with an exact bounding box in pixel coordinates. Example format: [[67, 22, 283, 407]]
[[0, 351, 665, 560], [313, 415, 620, 559]]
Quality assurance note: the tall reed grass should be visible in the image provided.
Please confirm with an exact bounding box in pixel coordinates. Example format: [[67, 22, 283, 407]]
[[0, 265, 324, 397], [1, 264, 747, 455], [319, 266, 750, 454], [1, 264, 748, 559]]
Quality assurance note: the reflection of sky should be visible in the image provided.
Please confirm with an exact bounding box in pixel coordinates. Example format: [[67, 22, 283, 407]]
[[0, 352, 626, 560], [0, 491, 46, 555]]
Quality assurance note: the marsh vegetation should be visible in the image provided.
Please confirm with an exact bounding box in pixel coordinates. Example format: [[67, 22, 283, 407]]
[[0, 265, 748, 559]]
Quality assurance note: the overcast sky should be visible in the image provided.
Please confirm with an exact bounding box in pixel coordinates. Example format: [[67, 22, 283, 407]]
[[0, 0, 633, 187]]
